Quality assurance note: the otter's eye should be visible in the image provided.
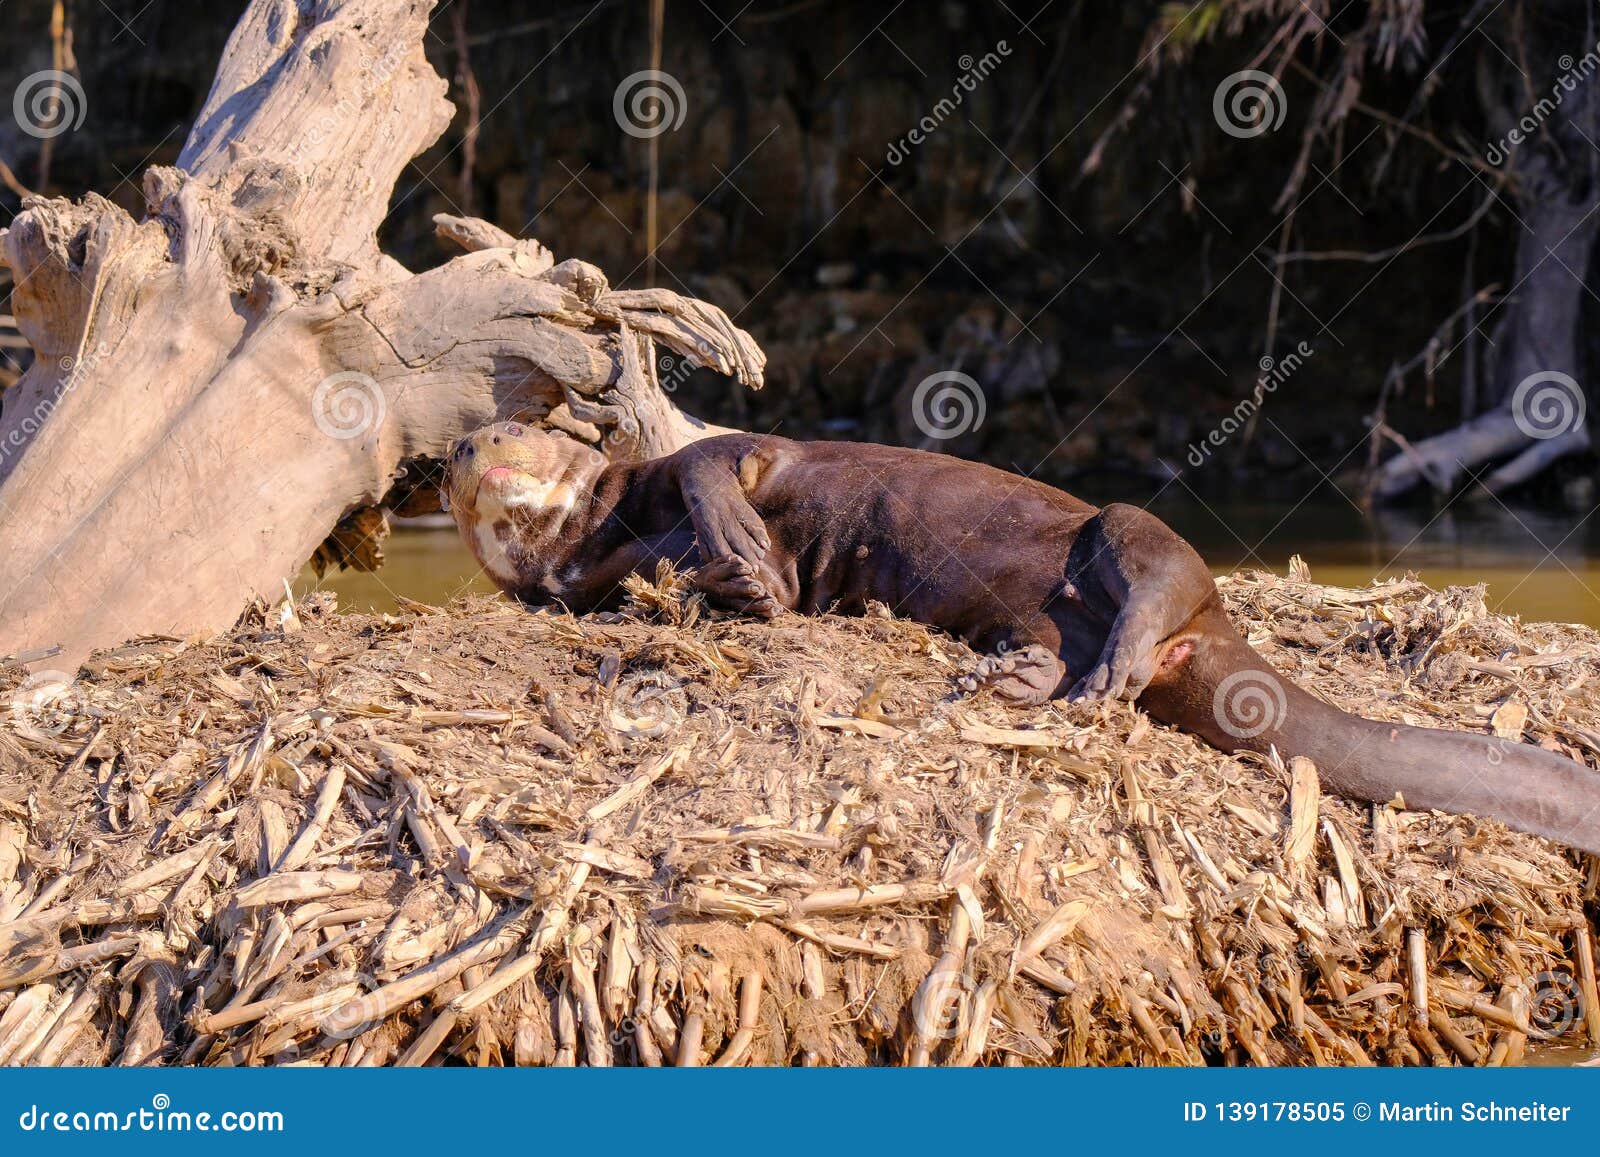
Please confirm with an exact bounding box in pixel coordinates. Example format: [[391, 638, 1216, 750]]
[[506, 423, 524, 436]]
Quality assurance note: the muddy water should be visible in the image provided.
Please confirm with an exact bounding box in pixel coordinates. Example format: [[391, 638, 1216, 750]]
[[1146, 490, 1600, 628], [293, 524, 498, 610], [296, 494, 1600, 627]]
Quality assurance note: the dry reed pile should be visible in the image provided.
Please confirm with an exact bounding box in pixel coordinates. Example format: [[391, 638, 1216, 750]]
[[1, 563, 1597, 1066]]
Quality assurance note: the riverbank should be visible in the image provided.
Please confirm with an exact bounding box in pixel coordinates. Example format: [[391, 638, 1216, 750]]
[[299, 506, 1600, 628], [2, 566, 1597, 1065]]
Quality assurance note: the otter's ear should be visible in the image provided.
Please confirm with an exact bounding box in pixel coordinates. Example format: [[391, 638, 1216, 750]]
[[438, 487, 452, 513]]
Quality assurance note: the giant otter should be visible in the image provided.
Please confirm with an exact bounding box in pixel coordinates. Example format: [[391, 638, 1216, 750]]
[[442, 422, 1600, 855]]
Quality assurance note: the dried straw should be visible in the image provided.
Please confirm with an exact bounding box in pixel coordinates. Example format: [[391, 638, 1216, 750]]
[[0, 564, 1595, 1065]]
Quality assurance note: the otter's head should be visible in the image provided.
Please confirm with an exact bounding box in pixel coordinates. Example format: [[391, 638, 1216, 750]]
[[441, 421, 605, 590]]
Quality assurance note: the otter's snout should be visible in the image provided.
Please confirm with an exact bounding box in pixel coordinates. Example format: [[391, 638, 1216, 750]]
[[448, 421, 529, 467], [442, 421, 538, 517]]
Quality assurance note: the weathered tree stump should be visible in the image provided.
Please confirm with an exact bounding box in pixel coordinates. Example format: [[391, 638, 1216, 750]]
[[1369, 60, 1598, 503], [0, 0, 762, 667]]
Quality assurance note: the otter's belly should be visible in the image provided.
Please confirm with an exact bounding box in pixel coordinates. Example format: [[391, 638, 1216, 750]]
[[794, 537, 1063, 641]]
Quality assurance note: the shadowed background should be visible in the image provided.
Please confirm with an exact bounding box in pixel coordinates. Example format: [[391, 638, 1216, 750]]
[[5, 0, 1600, 620]]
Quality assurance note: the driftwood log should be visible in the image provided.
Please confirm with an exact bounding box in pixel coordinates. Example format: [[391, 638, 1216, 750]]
[[0, 0, 762, 668], [1368, 59, 1598, 503]]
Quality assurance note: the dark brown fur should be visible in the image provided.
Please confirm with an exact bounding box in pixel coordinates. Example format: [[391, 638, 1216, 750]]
[[444, 424, 1600, 855]]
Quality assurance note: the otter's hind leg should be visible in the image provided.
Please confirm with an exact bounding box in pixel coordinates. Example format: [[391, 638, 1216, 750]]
[[959, 642, 1066, 705], [1067, 503, 1219, 703]]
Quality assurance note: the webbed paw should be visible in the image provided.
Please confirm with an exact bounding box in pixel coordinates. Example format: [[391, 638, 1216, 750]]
[[694, 554, 781, 619], [958, 643, 1063, 705]]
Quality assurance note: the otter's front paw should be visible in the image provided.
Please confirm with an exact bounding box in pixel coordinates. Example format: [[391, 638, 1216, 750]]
[[694, 555, 781, 619], [1068, 626, 1160, 704], [687, 483, 772, 567]]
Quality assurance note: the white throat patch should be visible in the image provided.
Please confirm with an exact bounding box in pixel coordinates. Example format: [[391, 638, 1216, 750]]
[[468, 472, 579, 586], [483, 473, 576, 513]]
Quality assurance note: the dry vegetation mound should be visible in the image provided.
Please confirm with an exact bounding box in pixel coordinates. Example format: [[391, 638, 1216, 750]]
[[1, 566, 1597, 1066]]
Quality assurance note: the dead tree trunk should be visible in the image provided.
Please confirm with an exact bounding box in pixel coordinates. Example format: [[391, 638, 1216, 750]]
[[0, 0, 762, 668], [1370, 62, 1597, 502]]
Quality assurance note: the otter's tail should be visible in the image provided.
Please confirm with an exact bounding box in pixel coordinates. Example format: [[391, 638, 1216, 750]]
[[1138, 607, 1600, 856]]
